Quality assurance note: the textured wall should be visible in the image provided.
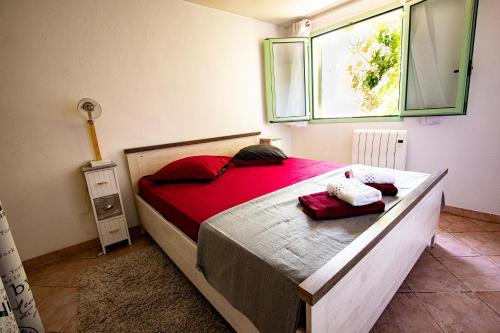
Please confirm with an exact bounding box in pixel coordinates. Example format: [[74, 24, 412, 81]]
[[0, 0, 289, 260], [291, 0, 500, 214]]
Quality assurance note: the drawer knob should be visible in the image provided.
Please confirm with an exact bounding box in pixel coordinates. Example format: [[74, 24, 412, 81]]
[[109, 228, 120, 233], [97, 181, 109, 185], [104, 204, 114, 211]]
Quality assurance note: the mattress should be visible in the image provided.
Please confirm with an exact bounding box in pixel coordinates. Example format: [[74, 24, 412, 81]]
[[139, 157, 342, 242]]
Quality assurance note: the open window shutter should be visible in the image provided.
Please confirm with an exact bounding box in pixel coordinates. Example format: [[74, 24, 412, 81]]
[[400, 0, 478, 116], [264, 38, 311, 122]]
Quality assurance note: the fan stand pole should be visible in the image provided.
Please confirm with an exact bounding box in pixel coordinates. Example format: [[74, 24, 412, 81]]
[[87, 120, 102, 161]]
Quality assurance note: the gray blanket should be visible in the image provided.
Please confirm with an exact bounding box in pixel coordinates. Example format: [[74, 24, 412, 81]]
[[197, 167, 428, 333]]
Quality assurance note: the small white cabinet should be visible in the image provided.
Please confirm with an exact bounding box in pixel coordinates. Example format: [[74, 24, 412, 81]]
[[82, 162, 131, 254]]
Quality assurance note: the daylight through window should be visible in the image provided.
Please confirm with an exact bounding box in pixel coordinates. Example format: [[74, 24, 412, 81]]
[[312, 9, 403, 119]]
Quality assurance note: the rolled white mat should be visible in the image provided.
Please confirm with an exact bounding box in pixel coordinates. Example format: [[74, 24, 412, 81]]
[[0, 201, 44, 333], [1, 277, 19, 333]]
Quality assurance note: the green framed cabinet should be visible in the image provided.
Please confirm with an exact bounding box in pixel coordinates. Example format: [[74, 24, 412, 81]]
[[399, 0, 478, 116], [264, 38, 311, 122], [263, 0, 478, 123]]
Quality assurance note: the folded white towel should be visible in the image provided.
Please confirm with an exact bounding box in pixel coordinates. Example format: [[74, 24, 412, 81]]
[[350, 166, 396, 184], [326, 177, 382, 206]]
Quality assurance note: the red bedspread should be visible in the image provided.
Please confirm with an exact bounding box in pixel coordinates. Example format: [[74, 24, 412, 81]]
[[139, 157, 343, 242]]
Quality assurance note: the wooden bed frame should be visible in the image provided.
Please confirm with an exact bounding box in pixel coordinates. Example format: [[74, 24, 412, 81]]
[[124, 131, 447, 333]]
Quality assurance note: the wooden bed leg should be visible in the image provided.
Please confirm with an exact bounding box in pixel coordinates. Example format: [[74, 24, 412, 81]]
[[429, 234, 436, 248]]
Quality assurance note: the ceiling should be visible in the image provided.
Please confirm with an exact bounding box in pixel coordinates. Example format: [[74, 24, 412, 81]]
[[184, 0, 349, 25]]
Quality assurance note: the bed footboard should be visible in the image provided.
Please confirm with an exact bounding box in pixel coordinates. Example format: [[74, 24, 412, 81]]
[[299, 170, 446, 333]]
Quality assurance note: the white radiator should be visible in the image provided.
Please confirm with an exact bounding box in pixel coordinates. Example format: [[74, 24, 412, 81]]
[[352, 129, 408, 170]]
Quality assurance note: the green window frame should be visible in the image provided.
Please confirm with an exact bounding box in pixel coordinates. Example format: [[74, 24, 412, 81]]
[[263, 0, 478, 123], [400, 0, 478, 116], [263, 38, 311, 122], [310, 3, 403, 122]]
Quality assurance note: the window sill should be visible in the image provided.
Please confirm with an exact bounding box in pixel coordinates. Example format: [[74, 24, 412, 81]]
[[308, 116, 402, 124]]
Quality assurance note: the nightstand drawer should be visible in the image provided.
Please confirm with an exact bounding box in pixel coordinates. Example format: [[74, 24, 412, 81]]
[[99, 217, 128, 246], [86, 169, 118, 198], [94, 194, 122, 221]]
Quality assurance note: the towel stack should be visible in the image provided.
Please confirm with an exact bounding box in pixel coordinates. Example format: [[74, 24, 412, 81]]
[[299, 166, 399, 221], [346, 166, 399, 196], [326, 177, 382, 206], [349, 165, 396, 184]]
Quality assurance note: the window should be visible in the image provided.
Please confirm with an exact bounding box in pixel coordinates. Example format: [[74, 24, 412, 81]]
[[312, 8, 403, 119], [401, 0, 477, 116], [264, 38, 310, 122], [264, 0, 478, 122]]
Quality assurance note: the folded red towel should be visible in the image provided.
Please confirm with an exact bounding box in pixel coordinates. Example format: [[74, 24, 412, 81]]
[[367, 183, 398, 196], [299, 191, 385, 220], [345, 171, 398, 196]]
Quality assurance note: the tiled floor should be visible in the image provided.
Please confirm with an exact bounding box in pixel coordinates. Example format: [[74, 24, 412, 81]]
[[373, 213, 500, 332], [27, 213, 500, 333]]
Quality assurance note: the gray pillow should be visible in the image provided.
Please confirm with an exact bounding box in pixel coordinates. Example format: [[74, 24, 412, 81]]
[[232, 144, 288, 165]]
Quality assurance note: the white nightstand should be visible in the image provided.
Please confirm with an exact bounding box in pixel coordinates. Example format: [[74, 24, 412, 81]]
[[82, 162, 131, 254]]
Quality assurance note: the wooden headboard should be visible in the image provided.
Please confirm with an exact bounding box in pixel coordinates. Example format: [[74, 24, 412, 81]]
[[124, 132, 261, 193]]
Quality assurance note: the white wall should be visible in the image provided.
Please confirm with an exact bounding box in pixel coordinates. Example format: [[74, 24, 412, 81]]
[[292, 0, 500, 215], [0, 0, 289, 260]]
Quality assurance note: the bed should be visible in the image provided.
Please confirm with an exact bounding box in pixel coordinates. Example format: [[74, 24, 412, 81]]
[[124, 131, 447, 333]]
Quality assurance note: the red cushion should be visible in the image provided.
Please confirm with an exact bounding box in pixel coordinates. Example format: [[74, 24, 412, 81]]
[[150, 155, 231, 182]]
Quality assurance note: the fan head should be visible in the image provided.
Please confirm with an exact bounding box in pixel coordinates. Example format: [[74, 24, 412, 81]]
[[77, 98, 102, 120]]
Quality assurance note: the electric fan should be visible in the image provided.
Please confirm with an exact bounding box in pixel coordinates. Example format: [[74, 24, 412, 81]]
[[77, 98, 111, 167]]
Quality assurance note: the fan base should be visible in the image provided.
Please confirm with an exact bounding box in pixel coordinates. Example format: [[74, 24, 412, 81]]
[[90, 160, 113, 167]]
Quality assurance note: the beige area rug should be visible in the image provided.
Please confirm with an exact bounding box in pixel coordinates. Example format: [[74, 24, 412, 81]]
[[78, 245, 234, 333]]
